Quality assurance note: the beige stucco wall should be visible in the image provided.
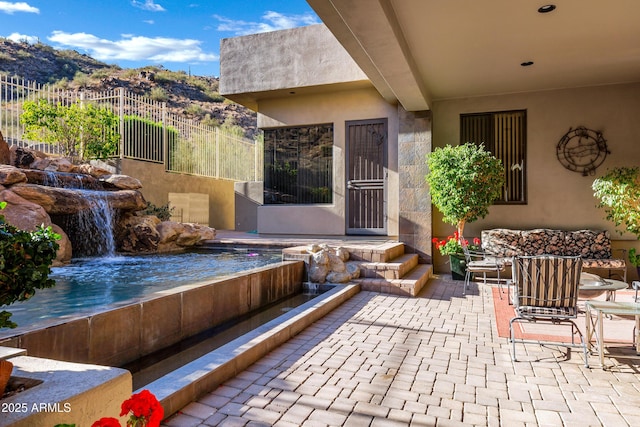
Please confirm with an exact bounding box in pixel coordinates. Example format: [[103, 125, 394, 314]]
[[256, 87, 399, 236], [431, 82, 640, 276], [121, 159, 235, 230], [220, 24, 369, 109]]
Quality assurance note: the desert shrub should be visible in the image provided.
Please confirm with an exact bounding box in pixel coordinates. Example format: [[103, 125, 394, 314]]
[[185, 103, 204, 115], [149, 87, 169, 102], [205, 90, 225, 103], [201, 114, 220, 128], [72, 71, 90, 88], [15, 49, 32, 59], [142, 202, 174, 221]]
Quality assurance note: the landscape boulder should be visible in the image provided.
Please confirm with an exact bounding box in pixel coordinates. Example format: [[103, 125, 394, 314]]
[[158, 221, 215, 251], [0, 165, 27, 186], [0, 189, 51, 230], [306, 245, 359, 284], [117, 214, 161, 253], [100, 174, 143, 190], [0, 131, 10, 165], [10, 184, 147, 214]]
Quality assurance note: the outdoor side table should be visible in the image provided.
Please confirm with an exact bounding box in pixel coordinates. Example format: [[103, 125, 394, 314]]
[[585, 300, 640, 368]]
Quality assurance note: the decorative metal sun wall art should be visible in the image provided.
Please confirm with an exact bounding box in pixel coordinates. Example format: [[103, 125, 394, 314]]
[[556, 126, 610, 176]]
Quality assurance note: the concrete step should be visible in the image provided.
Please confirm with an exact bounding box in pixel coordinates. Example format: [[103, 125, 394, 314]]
[[357, 253, 419, 280], [355, 264, 433, 297]]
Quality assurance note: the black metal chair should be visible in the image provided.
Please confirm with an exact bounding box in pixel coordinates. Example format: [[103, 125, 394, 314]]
[[509, 255, 588, 367]]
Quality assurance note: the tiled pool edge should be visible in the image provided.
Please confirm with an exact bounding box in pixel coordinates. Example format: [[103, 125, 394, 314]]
[[148, 283, 361, 418]]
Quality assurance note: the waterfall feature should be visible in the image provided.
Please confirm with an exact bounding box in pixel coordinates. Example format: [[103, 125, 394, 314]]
[[41, 170, 118, 257], [72, 192, 117, 257]]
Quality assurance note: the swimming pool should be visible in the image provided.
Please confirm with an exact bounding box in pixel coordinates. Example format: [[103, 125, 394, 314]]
[[3, 249, 283, 330]]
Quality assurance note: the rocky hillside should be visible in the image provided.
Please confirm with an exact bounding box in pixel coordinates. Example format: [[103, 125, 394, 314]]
[[0, 38, 258, 138]]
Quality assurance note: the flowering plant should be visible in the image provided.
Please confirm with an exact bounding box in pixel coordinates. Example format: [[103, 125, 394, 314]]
[[56, 389, 163, 427], [119, 389, 164, 427], [432, 232, 481, 256]]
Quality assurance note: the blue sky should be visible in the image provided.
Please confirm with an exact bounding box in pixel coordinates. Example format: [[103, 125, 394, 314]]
[[0, 0, 320, 77]]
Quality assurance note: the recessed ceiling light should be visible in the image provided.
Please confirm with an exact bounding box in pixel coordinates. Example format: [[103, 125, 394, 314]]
[[521, 61, 534, 67], [538, 4, 556, 13]]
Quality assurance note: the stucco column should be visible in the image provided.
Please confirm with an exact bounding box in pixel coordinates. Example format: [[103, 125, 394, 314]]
[[398, 106, 432, 263]]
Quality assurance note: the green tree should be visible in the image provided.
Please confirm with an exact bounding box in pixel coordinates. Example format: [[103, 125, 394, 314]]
[[592, 167, 640, 238], [0, 202, 60, 329], [426, 143, 504, 239], [20, 99, 120, 160]]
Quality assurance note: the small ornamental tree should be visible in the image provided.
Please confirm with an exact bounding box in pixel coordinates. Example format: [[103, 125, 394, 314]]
[[0, 201, 60, 329], [592, 167, 640, 267], [592, 167, 640, 239], [21, 99, 120, 160], [426, 143, 504, 240]]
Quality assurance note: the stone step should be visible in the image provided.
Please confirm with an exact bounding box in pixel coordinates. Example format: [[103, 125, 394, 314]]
[[283, 241, 406, 264], [355, 264, 433, 297], [357, 253, 419, 280], [344, 241, 406, 263]]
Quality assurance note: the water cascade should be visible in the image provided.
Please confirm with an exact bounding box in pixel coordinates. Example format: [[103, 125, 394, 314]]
[[69, 192, 117, 257], [41, 170, 118, 257], [1, 152, 215, 263]]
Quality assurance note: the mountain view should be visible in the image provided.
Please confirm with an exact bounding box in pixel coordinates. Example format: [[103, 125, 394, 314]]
[[0, 38, 258, 139]]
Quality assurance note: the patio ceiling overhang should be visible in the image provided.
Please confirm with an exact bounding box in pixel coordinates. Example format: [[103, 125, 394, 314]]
[[307, 0, 640, 111]]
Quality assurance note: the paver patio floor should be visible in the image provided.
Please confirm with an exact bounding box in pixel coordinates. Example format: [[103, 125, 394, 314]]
[[162, 275, 640, 427]]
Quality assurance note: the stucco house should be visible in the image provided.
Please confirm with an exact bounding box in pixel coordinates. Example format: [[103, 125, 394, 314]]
[[220, 0, 640, 277]]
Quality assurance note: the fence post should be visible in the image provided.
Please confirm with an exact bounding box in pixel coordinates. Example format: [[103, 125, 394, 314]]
[[162, 102, 167, 171], [255, 139, 259, 181], [118, 87, 125, 160], [215, 127, 220, 178]]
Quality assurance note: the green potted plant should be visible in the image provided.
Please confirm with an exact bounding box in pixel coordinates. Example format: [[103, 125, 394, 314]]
[[426, 143, 504, 279], [592, 166, 640, 277]]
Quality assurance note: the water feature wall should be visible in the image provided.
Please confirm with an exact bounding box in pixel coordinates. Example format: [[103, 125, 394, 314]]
[[0, 260, 304, 367]]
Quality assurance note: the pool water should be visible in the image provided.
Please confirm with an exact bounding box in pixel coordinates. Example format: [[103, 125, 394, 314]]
[[3, 249, 283, 330]]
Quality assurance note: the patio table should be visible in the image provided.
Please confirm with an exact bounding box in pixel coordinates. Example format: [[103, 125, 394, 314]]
[[585, 300, 640, 368], [578, 273, 628, 301]]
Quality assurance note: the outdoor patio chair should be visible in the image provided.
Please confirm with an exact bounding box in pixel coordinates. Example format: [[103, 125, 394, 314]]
[[509, 255, 589, 367], [462, 242, 506, 298]]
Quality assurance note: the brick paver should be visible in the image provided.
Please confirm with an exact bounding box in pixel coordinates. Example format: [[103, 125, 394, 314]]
[[162, 276, 640, 426]]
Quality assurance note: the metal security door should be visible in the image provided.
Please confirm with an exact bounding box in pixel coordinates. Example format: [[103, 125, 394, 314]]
[[346, 119, 387, 235]]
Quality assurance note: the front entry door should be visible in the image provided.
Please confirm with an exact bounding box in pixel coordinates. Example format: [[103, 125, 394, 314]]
[[346, 119, 387, 235]]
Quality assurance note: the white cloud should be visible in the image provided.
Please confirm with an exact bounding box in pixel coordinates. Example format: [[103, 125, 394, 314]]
[[143, 20, 155, 25], [7, 32, 39, 43], [0, 1, 39, 14], [47, 31, 218, 63], [131, 0, 165, 12], [214, 11, 319, 35]]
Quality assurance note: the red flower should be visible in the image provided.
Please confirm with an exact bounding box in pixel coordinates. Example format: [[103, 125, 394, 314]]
[[431, 237, 439, 244], [120, 389, 164, 427], [473, 237, 481, 246], [92, 418, 122, 427]]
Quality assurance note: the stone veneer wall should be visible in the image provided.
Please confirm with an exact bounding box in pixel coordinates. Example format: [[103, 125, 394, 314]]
[[0, 261, 304, 367], [398, 107, 432, 263]]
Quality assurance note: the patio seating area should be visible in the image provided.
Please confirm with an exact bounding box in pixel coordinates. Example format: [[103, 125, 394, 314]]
[[162, 275, 640, 427]]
